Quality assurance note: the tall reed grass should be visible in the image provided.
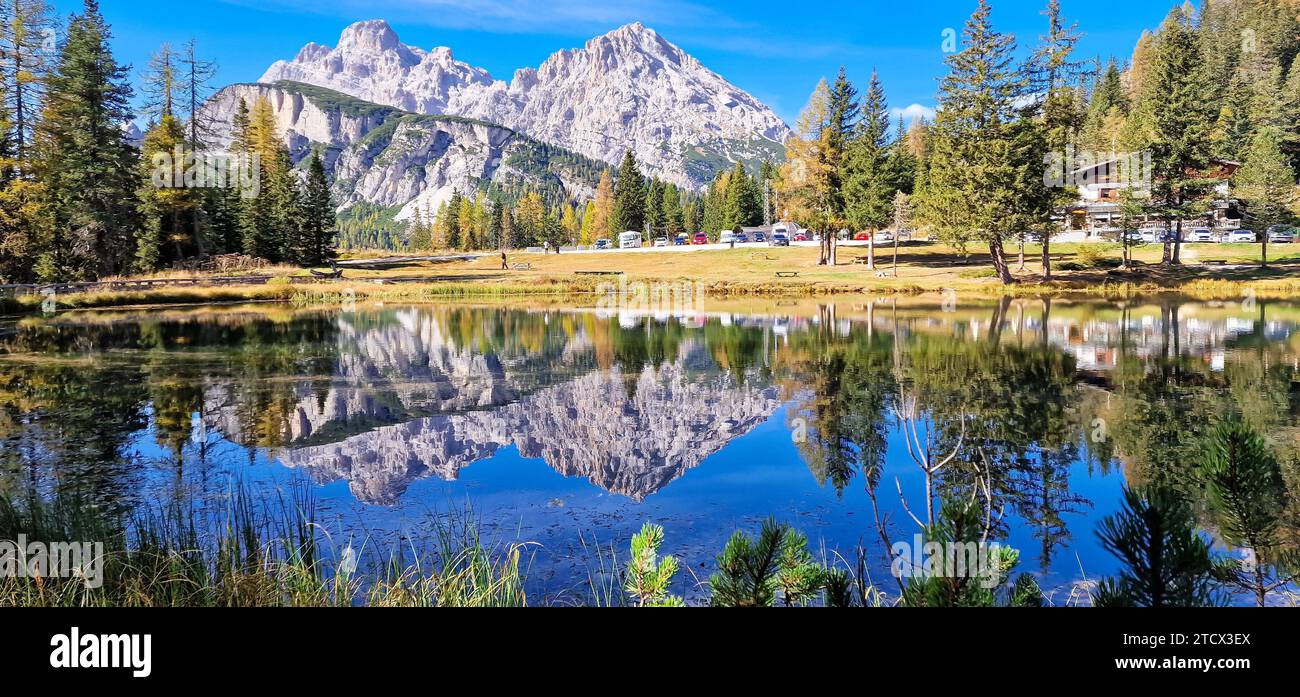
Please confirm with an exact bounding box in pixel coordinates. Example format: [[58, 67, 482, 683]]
[[0, 485, 530, 608]]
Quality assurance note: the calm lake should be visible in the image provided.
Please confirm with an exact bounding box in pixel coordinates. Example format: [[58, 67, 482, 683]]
[[2, 296, 1297, 604]]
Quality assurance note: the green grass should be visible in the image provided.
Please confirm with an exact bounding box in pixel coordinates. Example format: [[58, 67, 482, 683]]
[[0, 485, 530, 608]]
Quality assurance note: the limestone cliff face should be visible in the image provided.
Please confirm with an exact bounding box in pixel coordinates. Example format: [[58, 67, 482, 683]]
[[202, 82, 601, 222]]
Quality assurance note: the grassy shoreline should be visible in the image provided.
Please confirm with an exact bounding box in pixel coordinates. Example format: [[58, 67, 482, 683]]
[[8, 242, 1300, 314]]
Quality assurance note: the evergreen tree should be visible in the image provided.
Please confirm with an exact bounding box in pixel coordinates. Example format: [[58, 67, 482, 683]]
[[483, 197, 503, 249], [32, 0, 139, 280], [1030, 0, 1086, 280], [444, 190, 464, 250], [1233, 125, 1297, 268], [1094, 487, 1220, 608], [611, 150, 645, 233], [843, 69, 893, 270], [917, 0, 1030, 284], [660, 183, 683, 236], [1128, 6, 1217, 265], [135, 114, 196, 272], [297, 149, 334, 266], [1083, 58, 1128, 151], [722, 162, 761, 229], [1198, 417, 1298, 607], [645, 178, 664, 234], [238, 96, 295, 262]]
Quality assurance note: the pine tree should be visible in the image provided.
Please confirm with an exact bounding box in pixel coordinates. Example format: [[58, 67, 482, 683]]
[[645, 178, 664, 235], [238, 96, 295, 263], [917, 0, 1030, 284], [0, 0, 56, 167], [1031, 0, 1087, 280], [843, 70, 893, 270], [487, 197, 505, 249], [297, 149, 334, 266], [660, 183, 683, 236], [722, 162, 761, 229], [625, 523, 683, 607], [32, 0, 139, 280], [1233, 125, 1297, 268], [1198, 417, 1297, 607], [1094, 487, 1220, 608], [444, 190, 464, 250], [611, 150, 645, 233], [1128, 5, 1217, 265], [1083, 58, 1128, 152], [135, 114, 197, 272]]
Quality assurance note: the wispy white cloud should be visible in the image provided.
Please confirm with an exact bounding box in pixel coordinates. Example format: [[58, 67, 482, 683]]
[[222, 0, 740, 35], [891, 103, 936, 124]]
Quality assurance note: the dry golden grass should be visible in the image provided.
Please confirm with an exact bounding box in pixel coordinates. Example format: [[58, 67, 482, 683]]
[[15, 241, 1300, 312]]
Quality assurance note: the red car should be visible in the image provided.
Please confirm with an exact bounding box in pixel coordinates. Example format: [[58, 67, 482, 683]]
[[692, 232, 710, 245], [793, 232, 809, 242], [854, 231, 872, 241]]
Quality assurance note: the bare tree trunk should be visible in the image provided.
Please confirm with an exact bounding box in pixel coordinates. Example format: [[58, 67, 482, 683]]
[[1262, 236, 1269, 269], [988, 239, 1013, 284], [868, 231, 875, 271], [893, 236, 900, 277], [1041, 229, 1052, 281], [1171, 220, 1183, 265]]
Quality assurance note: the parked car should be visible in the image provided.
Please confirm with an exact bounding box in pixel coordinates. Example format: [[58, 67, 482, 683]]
[[719, 231, 737, 245], [770, 233, 790, 247], [734, 233, 749, 243], [876, 230, 895, 244], [753, 232, 767, 243], [619, 231, 642, 249], [594, 238, 611, 250], [793, 231, 809, 242], [693, 232, 710, 245], [854, 231, 872, 241], [1268, 226, 1296, 243], [674, 234, 688, 246], [1228, 229, 1257, 243], [653, 237, 669, 247], [1189, 228, 1216, 243]]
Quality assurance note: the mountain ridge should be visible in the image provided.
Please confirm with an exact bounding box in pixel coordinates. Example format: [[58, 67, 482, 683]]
[[258, 19, 790, 188]]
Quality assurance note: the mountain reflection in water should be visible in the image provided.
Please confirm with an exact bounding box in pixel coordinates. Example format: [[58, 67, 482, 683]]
[[2, 298, 1298, 598]]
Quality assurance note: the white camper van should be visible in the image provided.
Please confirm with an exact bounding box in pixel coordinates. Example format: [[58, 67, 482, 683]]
[[619, 231, 642, 249]]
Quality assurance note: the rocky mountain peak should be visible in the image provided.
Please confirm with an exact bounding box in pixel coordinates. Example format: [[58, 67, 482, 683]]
[[337, 19, 403, 52], [254, 20, 789, 188]]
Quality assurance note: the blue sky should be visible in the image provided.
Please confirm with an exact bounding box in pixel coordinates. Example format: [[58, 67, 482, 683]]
[[74, 0, 1179, 124]]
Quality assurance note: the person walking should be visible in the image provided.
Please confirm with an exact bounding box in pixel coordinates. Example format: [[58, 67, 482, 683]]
[[501, 251, 508, 270]]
